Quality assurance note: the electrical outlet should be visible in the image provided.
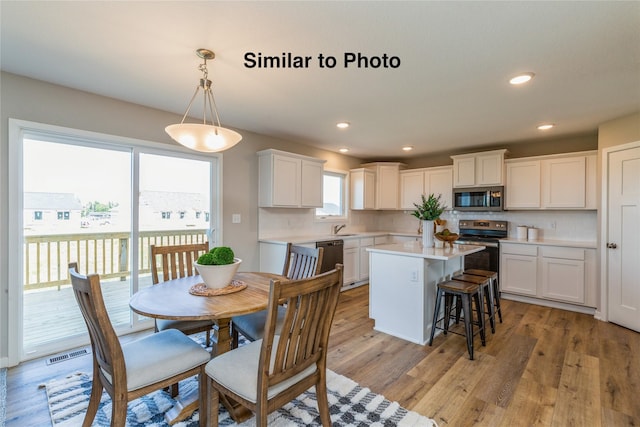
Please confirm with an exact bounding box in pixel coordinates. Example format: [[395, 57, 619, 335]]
[[232, 214, 241, 224], [410, 270, 419, 282], [550, 221, 556, 229]]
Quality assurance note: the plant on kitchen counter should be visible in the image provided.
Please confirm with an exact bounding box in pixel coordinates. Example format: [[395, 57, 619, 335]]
[[197, 246, 236, 265], [411, 193, 446, 221]]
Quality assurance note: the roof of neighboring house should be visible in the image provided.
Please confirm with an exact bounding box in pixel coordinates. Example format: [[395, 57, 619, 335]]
[[24, 192, 83, 210], [139, 191, 207, 212]]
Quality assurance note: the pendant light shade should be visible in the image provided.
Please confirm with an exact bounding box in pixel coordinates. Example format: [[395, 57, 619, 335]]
[[165, 49, 242, 153]]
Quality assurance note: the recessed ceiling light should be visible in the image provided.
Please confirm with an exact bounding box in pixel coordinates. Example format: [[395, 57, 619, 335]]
[[402, 146, 413, 151], [336, 122, 350, 129], [339, 148, 349, 153], [509, 72, 535, 85], [537, 123, 554, 130]]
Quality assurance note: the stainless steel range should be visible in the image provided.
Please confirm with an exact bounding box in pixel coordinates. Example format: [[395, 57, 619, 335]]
[[456, 219, 508, 272]]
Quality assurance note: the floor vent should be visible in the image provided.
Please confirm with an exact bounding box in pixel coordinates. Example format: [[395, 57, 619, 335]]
[[46, 348, 91, 365]]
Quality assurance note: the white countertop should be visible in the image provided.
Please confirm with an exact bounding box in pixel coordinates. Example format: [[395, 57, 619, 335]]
[[501, 238, 597, 249], [366, 241, 485, 260]]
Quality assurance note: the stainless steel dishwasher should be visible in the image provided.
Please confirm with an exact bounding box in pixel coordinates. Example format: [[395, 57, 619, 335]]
[[316, 240, 344, 273]]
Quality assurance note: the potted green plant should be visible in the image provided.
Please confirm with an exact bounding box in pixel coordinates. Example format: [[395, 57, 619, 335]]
[[411, 193, 447, 248], [194, 246, 242, 288]]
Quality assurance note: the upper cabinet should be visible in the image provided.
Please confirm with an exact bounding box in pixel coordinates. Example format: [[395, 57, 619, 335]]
[[400, 166, 453, 210], [505, 151, 596, 210], [350, 168, 376, 210], [451, 149, 507, 188], [351, 162, 406, 210], [258, 149, 326, 208]]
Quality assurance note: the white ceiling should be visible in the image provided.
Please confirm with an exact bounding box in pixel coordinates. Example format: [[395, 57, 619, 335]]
[[1, 1, 639, 160]]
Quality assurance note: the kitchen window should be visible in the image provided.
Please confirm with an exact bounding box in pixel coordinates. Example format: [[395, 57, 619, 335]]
[[316, 170, 347, 220]]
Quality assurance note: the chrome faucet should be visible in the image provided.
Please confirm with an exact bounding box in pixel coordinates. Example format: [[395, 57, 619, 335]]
[[333, 224, 346, 234]]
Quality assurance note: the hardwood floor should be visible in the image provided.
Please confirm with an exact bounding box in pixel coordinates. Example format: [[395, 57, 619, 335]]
[[6, 285, 640, 426]]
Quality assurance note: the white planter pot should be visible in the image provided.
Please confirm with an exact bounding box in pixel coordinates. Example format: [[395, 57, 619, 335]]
[[194, 258, 242, 289], [422, 220, 435, 248]]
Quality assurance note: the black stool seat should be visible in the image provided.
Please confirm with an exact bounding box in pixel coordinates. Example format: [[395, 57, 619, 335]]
[[452, 273, 495, 333], [429, 280, 486, 360], [463, 269, 502, 323]]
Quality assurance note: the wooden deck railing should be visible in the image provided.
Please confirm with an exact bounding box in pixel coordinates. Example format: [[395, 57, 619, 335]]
[[24, 229, 208, 290]]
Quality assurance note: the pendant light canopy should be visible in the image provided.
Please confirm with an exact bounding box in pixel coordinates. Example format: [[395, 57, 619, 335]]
[[165, 48, 242, 152]]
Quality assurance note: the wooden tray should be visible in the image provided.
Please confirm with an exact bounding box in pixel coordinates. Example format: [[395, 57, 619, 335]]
[[189, 280, 246, 296]]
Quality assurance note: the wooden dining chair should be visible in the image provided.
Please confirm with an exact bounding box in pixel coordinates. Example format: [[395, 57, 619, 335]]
[[205, 265, 343, 427], [68, 263, 211, 427], [231, 244, 324, 347], [150, 242, 215, 345]]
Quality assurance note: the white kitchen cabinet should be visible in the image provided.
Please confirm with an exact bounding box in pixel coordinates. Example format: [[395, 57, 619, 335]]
[[543, 155, 586, 208], [500, 244, 538, 296], [400, 170, 424, 209], [500, 242, 596, 308], [426, 166, 453, 210], [400, 166, 453, 210], [585, 154, 597, 209], [451, 149, 507, 188], [505, 151, 596, 210], [258, 149, 325, 208], [343, 239, 359, 285], [505, 160, 541, 209], [540, 247, 585, 304], [350, 168, 376, 210], [361, 162, 406, 209]]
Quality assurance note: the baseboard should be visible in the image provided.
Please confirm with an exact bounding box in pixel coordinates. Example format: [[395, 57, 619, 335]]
[[501, 293, 596, 316], [341, 280, 368, 292]]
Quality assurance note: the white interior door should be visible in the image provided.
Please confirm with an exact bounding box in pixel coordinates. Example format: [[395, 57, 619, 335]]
[[607, 143, 640, 332]]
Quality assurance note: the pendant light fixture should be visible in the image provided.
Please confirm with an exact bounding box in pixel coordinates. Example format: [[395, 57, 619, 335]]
[[165, 48, 242, 152]]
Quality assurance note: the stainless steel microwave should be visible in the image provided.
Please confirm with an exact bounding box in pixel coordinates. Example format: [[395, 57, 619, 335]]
[[452, 186, 505, 211]]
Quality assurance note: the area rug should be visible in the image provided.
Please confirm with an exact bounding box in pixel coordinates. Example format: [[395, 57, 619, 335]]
[[0, 368, 6, 427], [44, 369, 436, 426]]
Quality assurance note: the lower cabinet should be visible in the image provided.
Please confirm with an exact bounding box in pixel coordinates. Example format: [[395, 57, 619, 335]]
[[500, 242, 596, 308], [540, 246, 586, 304], [344, 237, 377, 286], [343, 239, 359, 285], [501, 244, 538, 296]]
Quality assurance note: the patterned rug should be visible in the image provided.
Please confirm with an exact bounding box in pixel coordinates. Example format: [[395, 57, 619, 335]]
[[44, 369, 436, 426], [0, 368, 6, 427]]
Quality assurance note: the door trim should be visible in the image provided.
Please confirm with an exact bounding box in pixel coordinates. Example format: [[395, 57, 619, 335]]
[[599, 139, 640, 322]]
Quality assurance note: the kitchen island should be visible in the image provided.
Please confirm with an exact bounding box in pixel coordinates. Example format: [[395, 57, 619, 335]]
[[366, 241, 485, 345]]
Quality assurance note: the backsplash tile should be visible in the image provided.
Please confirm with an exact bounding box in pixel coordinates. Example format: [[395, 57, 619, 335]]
[[259, 208, 597, 242]]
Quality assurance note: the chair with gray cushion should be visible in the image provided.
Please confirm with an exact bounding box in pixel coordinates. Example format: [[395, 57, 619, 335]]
[[231, 244, 324, 347], [205, 265, 343, 426], [68, 262, 211, 427]]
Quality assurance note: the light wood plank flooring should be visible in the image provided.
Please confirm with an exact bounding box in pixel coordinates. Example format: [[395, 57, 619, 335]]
[[6, 285, 640, 426]]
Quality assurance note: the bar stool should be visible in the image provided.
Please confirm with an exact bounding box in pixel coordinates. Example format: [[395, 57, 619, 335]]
[[452, 273, 495, 333], [429, 279, 486, 360], [464, 269, 502, 323]]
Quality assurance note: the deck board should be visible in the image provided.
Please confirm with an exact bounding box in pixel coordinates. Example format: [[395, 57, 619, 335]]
[[23, 275, 154, 350]]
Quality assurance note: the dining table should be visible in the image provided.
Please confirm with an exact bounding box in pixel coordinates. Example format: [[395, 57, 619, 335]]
[[129, 271, 286, 425]]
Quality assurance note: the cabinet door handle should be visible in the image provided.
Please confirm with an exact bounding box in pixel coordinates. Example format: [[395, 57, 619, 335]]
[[606, 243, 618, 249]]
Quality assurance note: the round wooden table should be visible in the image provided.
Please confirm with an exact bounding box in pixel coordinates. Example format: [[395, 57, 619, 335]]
[[129, 271, 286, 424]]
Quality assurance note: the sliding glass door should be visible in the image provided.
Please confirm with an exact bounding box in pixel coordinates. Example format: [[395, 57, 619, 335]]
[[11, 120, 220, 362]]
